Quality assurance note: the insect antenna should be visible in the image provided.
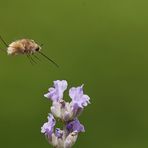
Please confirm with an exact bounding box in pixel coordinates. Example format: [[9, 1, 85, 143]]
[[38, 51, 59, 68], [0, 35, 8, 47]]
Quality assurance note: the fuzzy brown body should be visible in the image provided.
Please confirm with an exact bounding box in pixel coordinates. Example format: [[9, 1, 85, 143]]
[[7, 39, 40, 55], [0, 36, 58, 67]]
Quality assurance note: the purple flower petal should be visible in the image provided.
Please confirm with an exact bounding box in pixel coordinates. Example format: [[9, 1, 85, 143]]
[[55, 128, 63, 138], [69, 85, 90, 108], [72, 103, 83, 118], [66, 118, 85, 133], [41, 114, 56, 136], [44, 80, 68, 102]]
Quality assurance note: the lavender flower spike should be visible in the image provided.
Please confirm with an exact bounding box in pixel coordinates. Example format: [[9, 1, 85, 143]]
[[69, 85, 90, 108], [44, 80, 68, 102], [41, 80, 90, 148]]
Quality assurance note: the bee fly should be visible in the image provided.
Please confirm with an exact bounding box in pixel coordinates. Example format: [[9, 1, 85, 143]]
[[0, 36, 59, 67]]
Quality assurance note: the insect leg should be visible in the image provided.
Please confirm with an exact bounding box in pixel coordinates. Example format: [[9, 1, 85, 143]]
[[28, 54, 37, 64], [0, 35, 8, 47], [26, 54, 34, 65], [33, 54, 41, 62]]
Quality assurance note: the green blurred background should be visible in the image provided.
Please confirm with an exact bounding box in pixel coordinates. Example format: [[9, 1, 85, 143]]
[[0, 0, 148, 147]]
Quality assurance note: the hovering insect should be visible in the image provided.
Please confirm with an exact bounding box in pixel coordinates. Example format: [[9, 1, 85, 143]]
[[0, 36, 59, 67]]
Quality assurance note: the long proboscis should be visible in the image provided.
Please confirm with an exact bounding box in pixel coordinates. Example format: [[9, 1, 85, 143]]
[[0, 35, 8, 47], [38, 51, 59, 68]]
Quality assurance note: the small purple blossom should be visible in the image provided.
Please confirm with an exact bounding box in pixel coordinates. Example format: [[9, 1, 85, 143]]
[[41, 114, 56, 136], [69, 85, 90, 108], [71, 103, 83, 118], [66, 118, 85, 133], [55, 128, 63, 138], [44, 80, 67, 102]]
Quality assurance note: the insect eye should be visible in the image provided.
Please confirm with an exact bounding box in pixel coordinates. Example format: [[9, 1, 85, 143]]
[[35, 47, 40, 51]]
